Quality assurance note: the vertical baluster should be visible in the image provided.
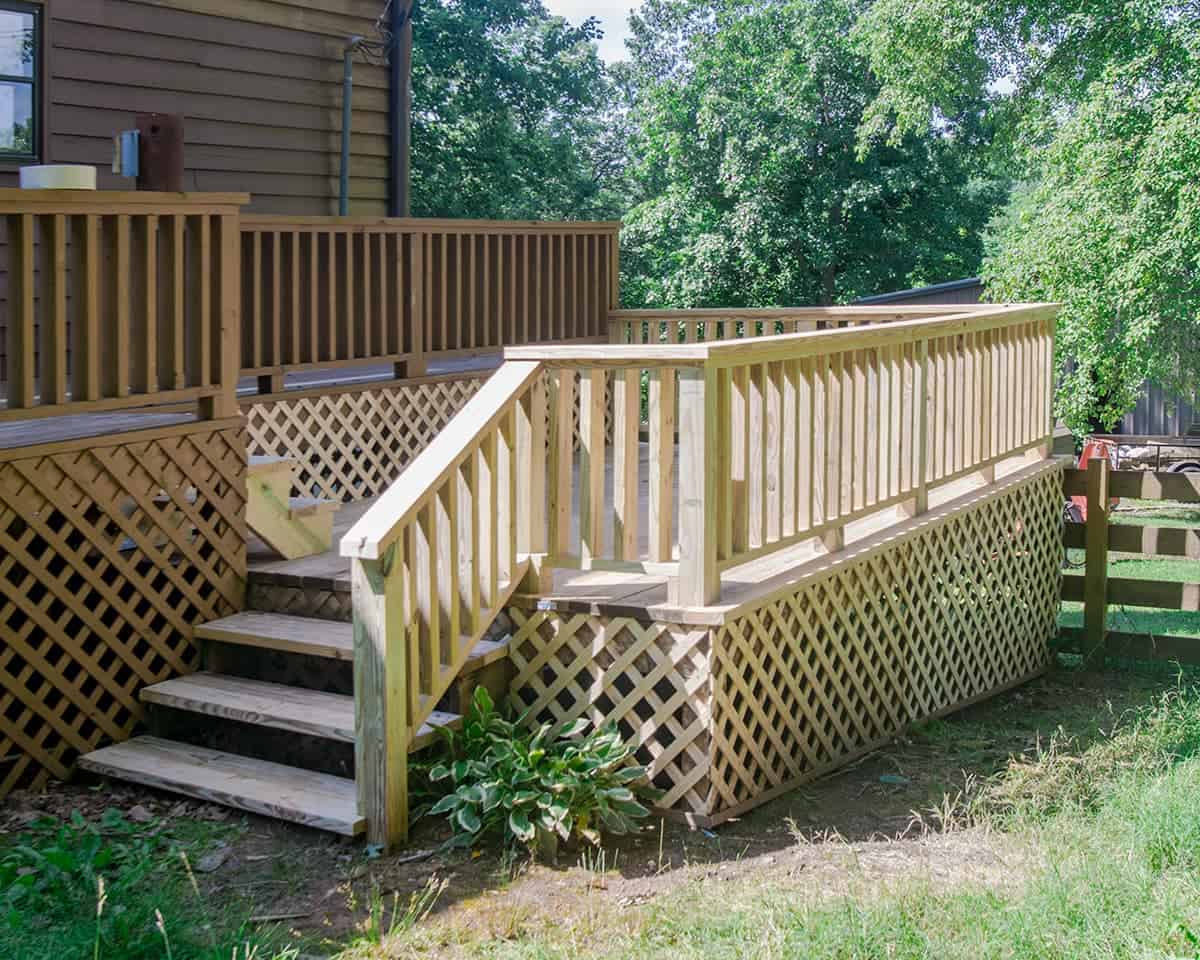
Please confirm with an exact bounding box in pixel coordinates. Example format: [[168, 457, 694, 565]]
[[915, 339, 930, 513], [290, 232, 302, 366], [677, 365, 719, 606], [457, 455, 477, 638], [548, 368, 574, 559], [578, 368, 606, 566], [7, 213, 34, 407], [40, 214, 68, 405], [516, 375, 548, 589], [765, 360, 782, 544], [811, 353, 828, 527], [730, 364, 749, 554], [649, 366, 676, 562], [747, 363, 765, 549], [130, 215, 157, 395], [613, 365, 640, 561], [717, 366, 733, 562], [781, 359, 797, 539], [414, 501, 438, 705], [436, 478, 457, 671], [308, 232, 320, 363], [247, 231, 261, 372], [500, 409, 517, 587], [361, 230, 373, 360], [481, 432, 500, 607], [798, 357, 814, 533], [825, 352, 842, 525]]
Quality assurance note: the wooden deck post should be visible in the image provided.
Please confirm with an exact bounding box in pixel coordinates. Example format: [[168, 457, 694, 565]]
[[516, 373, 548, 591], [1083, 456, 1110, 665], [351, 554, 408, 851], [677, 365, 719, 606]]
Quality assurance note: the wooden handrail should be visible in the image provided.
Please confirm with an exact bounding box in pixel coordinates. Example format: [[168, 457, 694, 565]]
[[508, 303, 1058, 366], [339, 357, 545, 850]]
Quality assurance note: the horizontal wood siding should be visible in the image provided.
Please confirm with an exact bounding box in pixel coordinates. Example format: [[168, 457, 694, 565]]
[[1, 0, 389, 214], [0, 0, 389, 382]]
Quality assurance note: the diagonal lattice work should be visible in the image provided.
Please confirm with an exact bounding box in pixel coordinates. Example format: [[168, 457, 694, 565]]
[[507, 610, 714, 815], [243, 375, 486, 502], [0, 423, 246, 797], [507, 461, 1063, 823]]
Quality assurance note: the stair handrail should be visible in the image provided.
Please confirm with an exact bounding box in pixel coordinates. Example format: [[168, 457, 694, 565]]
[[339, 358, 546, 851]]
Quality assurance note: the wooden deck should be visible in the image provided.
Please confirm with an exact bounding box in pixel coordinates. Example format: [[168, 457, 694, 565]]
[[249, 443, 1050, 625]]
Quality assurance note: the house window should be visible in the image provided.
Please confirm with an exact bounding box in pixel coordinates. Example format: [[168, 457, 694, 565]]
[[0, 2, 39, 161]]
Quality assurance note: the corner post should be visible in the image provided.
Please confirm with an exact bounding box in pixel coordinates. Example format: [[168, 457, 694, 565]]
[[1083, 456, 1110, 665], [352, 551, 408, 850], [516, 372, 549, 591], [677, 364, 719, 606]]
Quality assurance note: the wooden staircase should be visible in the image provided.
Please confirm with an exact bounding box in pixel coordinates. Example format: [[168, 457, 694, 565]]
[[79, 457, 515, 837], [244, 455, 340, 560]]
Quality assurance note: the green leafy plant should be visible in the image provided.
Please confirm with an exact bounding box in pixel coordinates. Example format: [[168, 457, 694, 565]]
[[428, 687, 654, 851]]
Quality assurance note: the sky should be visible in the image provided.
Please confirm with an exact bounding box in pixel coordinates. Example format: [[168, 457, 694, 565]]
[[543, 0, 638, 63]]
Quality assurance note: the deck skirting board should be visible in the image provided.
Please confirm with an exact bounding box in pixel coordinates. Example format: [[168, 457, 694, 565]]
[[506, 462, 1063, 822]]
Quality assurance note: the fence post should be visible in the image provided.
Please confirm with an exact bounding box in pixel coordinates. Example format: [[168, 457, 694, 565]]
[[1083, 456, 1110, 664], [677, 365, 719, 606], [351, 553, 408, 851]]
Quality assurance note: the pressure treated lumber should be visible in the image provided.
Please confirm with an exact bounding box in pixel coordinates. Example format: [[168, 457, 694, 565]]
[[79, 737, 364, 836]]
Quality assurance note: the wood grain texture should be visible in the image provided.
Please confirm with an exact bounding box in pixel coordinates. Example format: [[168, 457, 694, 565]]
[[79, 736, 364, 836]]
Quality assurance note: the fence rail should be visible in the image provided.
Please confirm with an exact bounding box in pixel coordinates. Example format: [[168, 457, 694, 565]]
[[242, 216, 620, 390], [1060, 462, 1200, 663], [0, 190, 247, 420]]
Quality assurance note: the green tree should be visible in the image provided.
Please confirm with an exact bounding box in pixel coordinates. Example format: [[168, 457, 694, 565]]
[[855, 0, 1200, 432], [619, 0, 1003, 310], [411, 0, 622, 221]]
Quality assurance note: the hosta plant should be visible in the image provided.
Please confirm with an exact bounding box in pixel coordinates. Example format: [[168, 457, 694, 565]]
[[428, 686, 653, 852]]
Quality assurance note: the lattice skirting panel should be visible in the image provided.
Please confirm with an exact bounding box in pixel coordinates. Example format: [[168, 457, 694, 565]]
[[243, 374, 486, 502], [507, 461, 1063, 824], [0, 421, 247, 796]]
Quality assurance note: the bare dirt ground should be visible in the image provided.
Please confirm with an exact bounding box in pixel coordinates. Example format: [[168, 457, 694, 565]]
[[2, 660, 1175, 955]]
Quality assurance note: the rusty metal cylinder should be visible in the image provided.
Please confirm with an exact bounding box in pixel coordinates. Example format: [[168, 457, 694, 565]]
[[135, 113, 184, 192]]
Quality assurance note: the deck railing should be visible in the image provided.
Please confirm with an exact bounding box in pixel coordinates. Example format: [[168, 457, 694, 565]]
[[0, 190, 247, 420], [241, 216, 620, 390], [341, 300, 1058, 847], [607, 305, 988, 344]]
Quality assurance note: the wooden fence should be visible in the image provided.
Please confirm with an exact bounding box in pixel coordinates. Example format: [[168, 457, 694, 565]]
[[0, 190, 246, 420], [339, 300, 1059, 846], [241, 216, 620, 390], [1060, 460, 1200, 663]]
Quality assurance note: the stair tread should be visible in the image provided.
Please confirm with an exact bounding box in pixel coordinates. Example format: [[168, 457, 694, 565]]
[[142, 672, 356, 742], [78, 736, 364, 836], [197, 612, 354, 661], [142, 671, 461, 749], [196, 612, 509, 672]]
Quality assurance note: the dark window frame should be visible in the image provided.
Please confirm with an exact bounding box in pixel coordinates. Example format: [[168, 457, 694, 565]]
[[0, 0, 41, 164]]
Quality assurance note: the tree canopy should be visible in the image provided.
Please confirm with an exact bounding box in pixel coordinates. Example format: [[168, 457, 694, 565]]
[[856, 0, 1200, 431], [618, 0, 1004, 309], [409, 0, 621, 220]]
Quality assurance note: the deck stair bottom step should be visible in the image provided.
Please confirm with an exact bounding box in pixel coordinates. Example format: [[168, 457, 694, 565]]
[[141, 672, 461, 750], [78, 736, 365, 836]]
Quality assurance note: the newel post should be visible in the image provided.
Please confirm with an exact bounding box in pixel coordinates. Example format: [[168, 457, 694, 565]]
[[677, 365, 720, 606], [351, 549, 408, 850]]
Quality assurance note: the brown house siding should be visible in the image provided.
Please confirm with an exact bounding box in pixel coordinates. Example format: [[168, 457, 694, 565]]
[[2, 0, 392, 214]]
